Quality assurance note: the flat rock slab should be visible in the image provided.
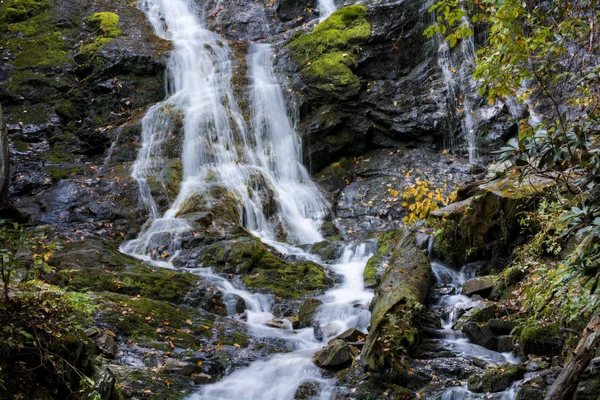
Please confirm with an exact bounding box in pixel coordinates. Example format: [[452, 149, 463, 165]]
[[463, 276, 495, 298]]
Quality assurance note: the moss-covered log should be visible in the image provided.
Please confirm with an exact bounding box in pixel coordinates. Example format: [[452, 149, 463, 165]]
[[362, 229, 431, 381]]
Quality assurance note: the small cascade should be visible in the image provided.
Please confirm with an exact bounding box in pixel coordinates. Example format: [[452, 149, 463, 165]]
[[318, 0, 337, 20], [431, 262, 521, 399], [432, 8, 480, 165], [187, 242, 374, 400]]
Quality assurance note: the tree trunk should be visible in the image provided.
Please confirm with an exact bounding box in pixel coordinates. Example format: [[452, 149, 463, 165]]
[[0, 103, 9, 206], [544, 314, 600, 400]]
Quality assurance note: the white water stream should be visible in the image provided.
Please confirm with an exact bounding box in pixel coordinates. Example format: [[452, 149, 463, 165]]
[[431, 262, 521, 399], [189, 243, 373, 400], [318, 0, 337, 19]]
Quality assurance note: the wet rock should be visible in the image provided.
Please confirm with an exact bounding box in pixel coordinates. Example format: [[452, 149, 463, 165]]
[[310, 240, 344, 261], [200, 237, 332, 298], [298, 298, 323, 328], [462, 322, 497, 351], [462, 276, 495, 298], [519, 324, 563, 357], [294, 379, 322, 399], [362, 230, 431, 380], [192, 373, 212, 385], [433, 175, 556, 266], [93, 367, 116, 399], [161, 358, 202, 377], [266, 319, 292, 330], [313, 321, 324, 342], [488, 319, 517, 335], [331, 328, 366, 344], [468, 364, 526, 393], [312, 339, 358, 369], [86, 328, 118, 359], [285, 316, 301, 329], [496, 335, 514, 353], [364, 255, 383, 289]]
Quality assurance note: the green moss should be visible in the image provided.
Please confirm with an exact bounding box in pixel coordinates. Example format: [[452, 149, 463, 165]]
[[76, 12, 121, 68], [287, 5, 370, 96], [221, 332, 249, 348], [0, 0, 49, 23], [242, 260, 330, 299], [42, 134, 77, 163], [377, 229, 401, 256], [519, 323, 562, 357], [46, 166, 83, 182], [201, 237, 331, 298], [85, 12, 121, 38], [480, 364, 526, 392], [364, 255, 382, 287], [99, 293, 212, 348], [310, 240, 338, 260], [12, 140, 29, 152], [54, 264, 198, 303], [16, 31, 69, 67]]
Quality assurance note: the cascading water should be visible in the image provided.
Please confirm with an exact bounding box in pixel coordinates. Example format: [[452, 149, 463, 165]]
[[431, 6, 480, 165], [318, 0, 337, 20], [121, 0, 328, 265], [431, 262, 521, 399], [188, 243, 374, 400]]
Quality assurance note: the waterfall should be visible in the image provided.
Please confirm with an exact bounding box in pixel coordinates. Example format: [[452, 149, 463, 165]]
[[432, 8, 480, 165], [318, 0, 337, 19], [121, 0, 328, 265]]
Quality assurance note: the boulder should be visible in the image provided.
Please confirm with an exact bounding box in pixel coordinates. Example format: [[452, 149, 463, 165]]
[[463, 276, 495, 298], [468, 364, 526, 393], [330, 328, 366, 344], [266, 319, 292, 330], [192, 373, 212, 385], [86, 328, 118, 359], [433, 176, 555, 266], [462, 322, 498, 351], [362, 230, 431, 380], [294, 379, 322, 399], [497, 335, 514, 353], [161, 358, 202, 377], [312, 339, 358, 369], [519, 324, 563, 357], [298, 298, 323, 328]]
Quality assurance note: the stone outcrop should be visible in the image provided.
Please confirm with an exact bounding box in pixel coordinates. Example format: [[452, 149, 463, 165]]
[[433, 175, 555, 266]]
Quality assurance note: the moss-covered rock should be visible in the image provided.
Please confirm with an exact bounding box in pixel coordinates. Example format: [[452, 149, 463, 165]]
[[200, 237, 332, 298], [98, 292, 213, 349], [310, 240, 343, 261], [49, 238, 198, 303], [468, 364, 526, 393], [519, 323, 562, 357], [433, 175, 555, 266], [363, 255, 382, 289], [287, 5, 370, 99], [362, 230, 431, 381]]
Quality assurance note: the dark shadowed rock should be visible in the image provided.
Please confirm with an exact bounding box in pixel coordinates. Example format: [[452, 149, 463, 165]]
[[312, 339, 358, 369], [463, 276, 495, 297]]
